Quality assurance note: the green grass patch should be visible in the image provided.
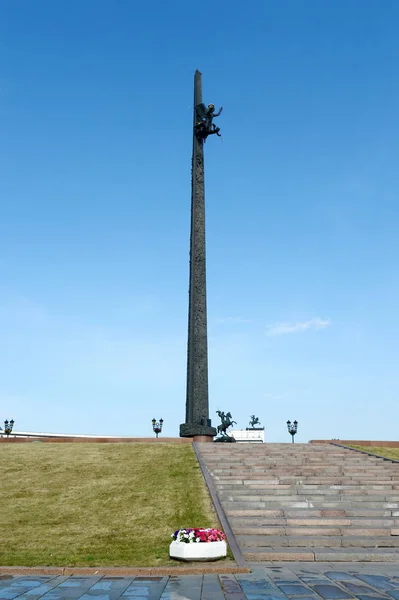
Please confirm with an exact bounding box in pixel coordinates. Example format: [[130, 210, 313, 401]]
[[347, 445, 399, 460], [0, 443, 220, 567]]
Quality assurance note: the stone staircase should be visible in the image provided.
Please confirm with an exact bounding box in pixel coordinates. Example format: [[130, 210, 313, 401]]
[[196, 443, 399, 562]]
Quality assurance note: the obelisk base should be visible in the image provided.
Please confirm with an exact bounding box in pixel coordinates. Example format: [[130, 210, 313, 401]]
[[180, 423, 216, 438]]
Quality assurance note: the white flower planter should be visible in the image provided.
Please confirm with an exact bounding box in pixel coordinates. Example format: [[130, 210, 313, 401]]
[[169, 540, 227, 562]]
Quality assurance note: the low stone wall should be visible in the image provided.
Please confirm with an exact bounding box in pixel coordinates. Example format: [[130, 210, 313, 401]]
[[310, 439, 399, 447]]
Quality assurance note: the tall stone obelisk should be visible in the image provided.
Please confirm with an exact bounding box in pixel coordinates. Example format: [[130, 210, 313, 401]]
[[180, 71, 217, 440]]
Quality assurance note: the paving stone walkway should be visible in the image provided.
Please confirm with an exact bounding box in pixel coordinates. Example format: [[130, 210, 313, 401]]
[[2, 566, 399, 600]]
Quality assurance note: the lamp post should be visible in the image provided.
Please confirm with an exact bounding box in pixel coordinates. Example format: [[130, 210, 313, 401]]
[[152, 418, 164, 439], [4, 419, 14, 437], [286, 420, 298, 443]]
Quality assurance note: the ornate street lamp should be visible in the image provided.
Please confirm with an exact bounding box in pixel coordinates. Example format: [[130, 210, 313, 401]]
[[4, 419, 14, 437], [152, 418, 164, 438], [287, 420, 298, 443]]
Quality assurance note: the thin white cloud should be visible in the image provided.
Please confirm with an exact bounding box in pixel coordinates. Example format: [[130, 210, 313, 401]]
[[266, 318, 331, 337], [264, 393, 283, 400]]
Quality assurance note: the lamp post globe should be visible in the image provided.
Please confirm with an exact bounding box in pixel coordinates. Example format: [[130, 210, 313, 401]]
[[287, 419, 298, 443], [152, 418, 164, 439], [4, 419, 14, 437]]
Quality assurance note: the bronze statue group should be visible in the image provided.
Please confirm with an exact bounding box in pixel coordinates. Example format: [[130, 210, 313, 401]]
[[195, 103, 223, 141], [215, 411, 262, 443]]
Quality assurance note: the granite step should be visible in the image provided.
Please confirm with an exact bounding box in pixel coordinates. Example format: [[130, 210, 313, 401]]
[[221, 497, 399, 510], [213, 469, 396, 477], [243, 547, 399, 561], [226, 507, 395, 517], [236, 534, 399, 548], [215, 481, 399, 489], [218, 483, 398, 490], [229, 516, 398, 527], [225, 500, 399, 509], [218, 489, 399, 500], [233, 526, 398, 536], [222, 499, 399, 508], [207, 459, 390, 464], [209, 460, 391, 465]]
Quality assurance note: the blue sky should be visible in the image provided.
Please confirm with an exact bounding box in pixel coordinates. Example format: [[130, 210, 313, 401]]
[[1, 1, 398, 441]]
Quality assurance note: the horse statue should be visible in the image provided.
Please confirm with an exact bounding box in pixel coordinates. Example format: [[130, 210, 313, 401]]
[[216, 410, 237, 437], [249, 415, 261, 428]]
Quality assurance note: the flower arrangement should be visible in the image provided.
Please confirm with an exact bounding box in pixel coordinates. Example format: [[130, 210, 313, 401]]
[[171, 528, 226, 544]]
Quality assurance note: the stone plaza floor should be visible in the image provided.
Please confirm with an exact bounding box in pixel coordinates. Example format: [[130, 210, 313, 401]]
[[1, 565, 399, 600]]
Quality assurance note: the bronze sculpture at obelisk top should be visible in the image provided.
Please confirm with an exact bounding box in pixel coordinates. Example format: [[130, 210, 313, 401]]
[[180, 70, 223, 441]]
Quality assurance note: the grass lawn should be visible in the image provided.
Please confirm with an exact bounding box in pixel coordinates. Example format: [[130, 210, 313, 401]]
[[348, 445, 399, 460], [0, 443, 220, 567]]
